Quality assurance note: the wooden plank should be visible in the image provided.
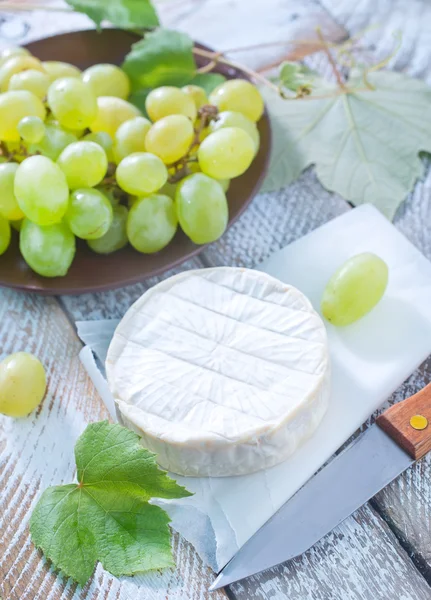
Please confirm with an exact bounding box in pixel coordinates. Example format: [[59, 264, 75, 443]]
[[230, 504, 431, 600], [0, 288, 227, 600]]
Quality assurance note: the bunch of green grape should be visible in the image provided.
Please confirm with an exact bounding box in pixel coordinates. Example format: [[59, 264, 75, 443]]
[[0, 45, 265, 278]]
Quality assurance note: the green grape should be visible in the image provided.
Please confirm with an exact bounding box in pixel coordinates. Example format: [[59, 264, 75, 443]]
[[90, 96, 141, 138], [82, 131, 114, 162], [14, 156, 69, 226], [8, 69, 50, 100], [18, 116, 45, 143], [27, 124, 77, 160], [0, 55, 45, 92], [0, 216, 11, 255], [47, 77, 97, 130], [0, 163, 23, 220], [42, 61, 81, 83], [20, 219, 75, 277], [88, 205, 128, 254], [0, 90, 45, 142], [216, 178, 230, 193], [82, 64, 130, 99], [127, 194, 177, 253], [0, 46, 30, 67], [158, 180, 177, 199], [116, 152, 167, 196], [145, 115, 194, 164], [209, 110, 259, 153], [45, 113, 85, 137], [181, 84, 208, 110], [66, 188, 113, 240], [113, 116, 152, 163], [0, 352, 46, 417], [146, 86, 197, 122], [57, 141, 108, 189], [176, 173, 228, 244], [198, 127, 255, 179], [209, 79, 264, 122], [321, 253, 389, 326]]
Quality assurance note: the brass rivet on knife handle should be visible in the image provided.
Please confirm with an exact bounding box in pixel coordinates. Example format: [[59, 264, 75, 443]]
[[376, 382, 431, 460], [410, 415, 428, 430]]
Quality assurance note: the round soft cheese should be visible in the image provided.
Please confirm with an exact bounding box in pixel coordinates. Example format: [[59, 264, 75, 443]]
[[106, 267, 330, 477]]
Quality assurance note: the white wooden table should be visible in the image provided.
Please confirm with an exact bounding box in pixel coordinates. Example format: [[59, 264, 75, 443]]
[[1, 1, 431, 599]]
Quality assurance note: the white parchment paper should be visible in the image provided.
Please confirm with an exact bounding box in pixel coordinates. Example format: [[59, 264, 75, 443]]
[[78, 205, 431, 571]]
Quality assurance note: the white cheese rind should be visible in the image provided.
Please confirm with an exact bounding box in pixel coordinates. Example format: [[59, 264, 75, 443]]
[[106, 267, 330, 477]]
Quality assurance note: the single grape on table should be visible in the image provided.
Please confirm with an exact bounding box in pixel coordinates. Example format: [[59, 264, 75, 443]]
[[0, 43, 264, 277], [321, 253, 389, 326], [0, 352, 47, 417]]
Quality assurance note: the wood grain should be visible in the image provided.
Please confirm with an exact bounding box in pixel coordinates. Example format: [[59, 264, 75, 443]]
[[0, 287, 227, 600]]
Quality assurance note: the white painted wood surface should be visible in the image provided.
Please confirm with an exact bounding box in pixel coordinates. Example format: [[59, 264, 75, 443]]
[[0, 288, 227, 600], [318, 0, 431, 585], [1, 0, 431, 599]]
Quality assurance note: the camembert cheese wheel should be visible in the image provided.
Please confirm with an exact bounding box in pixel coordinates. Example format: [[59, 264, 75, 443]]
[[106, 267, 330, 477]]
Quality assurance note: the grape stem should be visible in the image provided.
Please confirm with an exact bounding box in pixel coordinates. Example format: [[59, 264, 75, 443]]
[[167, 106, 217, 184], [192, 47, 280, 93], [316, 27, 346, 90]]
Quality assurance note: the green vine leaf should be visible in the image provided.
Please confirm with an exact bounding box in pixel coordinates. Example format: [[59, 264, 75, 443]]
[[30, 421, 191, 586], [65, 0, 160, 29], [262, 70, 431, 219], [122, 29, 197, 90]]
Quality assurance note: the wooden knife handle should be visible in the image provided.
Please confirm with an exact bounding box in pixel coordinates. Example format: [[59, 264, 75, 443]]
[[377, 383, 431, 460]]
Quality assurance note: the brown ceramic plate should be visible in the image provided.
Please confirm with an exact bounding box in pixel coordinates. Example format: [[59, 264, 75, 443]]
[[0, 29, 271, 295]]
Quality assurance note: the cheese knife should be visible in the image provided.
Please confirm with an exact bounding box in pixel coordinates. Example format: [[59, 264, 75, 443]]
[[210, 382, 431, 591]]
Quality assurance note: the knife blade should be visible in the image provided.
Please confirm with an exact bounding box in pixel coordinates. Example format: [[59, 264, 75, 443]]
[[210, 383, 431, 591]]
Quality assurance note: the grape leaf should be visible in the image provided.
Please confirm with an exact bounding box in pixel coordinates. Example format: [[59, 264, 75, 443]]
[[122, 29, 196, 90], [30, 421, 191, 586], [65, 0, 159, 29], [187, 72, 226, 95], [278, 62, 316, 95], [262, 70, 431, 219]]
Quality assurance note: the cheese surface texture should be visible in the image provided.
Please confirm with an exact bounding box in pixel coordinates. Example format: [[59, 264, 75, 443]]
[[106, 267, 330, 477]]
